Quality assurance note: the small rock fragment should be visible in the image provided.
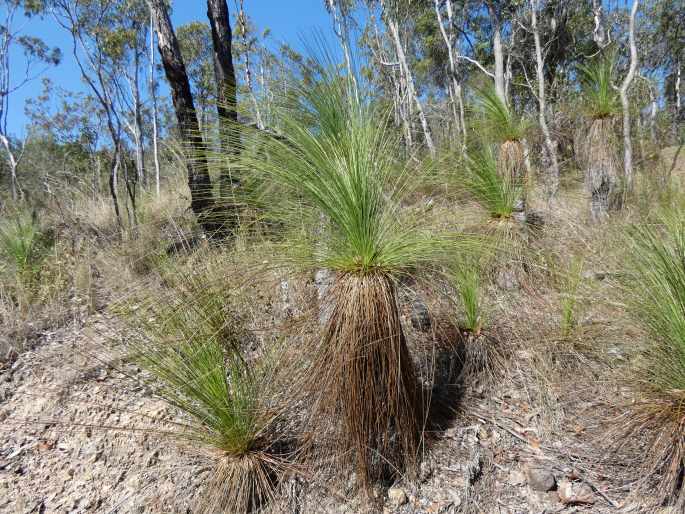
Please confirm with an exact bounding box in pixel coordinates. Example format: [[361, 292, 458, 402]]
[[508, 468, 526, 486], [388, 487, 408, 508], [557, 479, 595, 505]]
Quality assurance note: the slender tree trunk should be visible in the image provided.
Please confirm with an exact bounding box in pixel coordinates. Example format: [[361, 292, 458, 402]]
[[238, 0, 263, 130], [591, 0, 607, 48], [327, 0, 355, 84], [676, 60, 682, 136], [382, 0, 435, 156], [488, 2, 506, 105], [207, 0, 241, 207], [434, 0, 466, 148], [149, 11, 161, 197], [148, 0, 214, 223], [619, 0, 639, 193], [131, 47, 146, 189], [531, 0, 560, 200], [109, 146, 122, 226], [0, 135, 18, 201], [207, 0, 237, 126], [649, 81, 657, 144]]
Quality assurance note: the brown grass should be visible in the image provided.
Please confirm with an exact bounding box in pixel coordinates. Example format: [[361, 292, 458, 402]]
[[608, 394, 685, 511]]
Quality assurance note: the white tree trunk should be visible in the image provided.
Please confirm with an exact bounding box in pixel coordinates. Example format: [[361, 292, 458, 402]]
[[488, 2, 506, 104], [531, 0, 560, 200], [0, 134, 19, 201], [382, 0, 435, 156], [149, 13, 161, 197], [434, 0, 466, 148], [619, 0, 639, 192], [327, 0, 355, 86], [592, 0, 607, 48]]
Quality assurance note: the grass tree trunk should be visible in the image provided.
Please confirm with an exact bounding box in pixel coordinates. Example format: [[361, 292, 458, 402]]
[[311, 271, 420, 491], [148, 0, 214, 229], [586, 117, 619, 221], [619, 0, 639, 194]]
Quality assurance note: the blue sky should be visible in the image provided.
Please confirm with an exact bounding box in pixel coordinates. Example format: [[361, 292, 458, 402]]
[[5, 1, 333, 136]]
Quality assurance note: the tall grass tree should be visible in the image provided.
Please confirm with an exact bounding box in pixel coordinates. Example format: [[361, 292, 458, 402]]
[[577, 54, 621, 222]]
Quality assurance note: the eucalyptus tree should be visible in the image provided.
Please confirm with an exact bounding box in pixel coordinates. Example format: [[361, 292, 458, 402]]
[[51, 0, 151, 226], [324, 0, 356, 80], [618, 0, 639, 192], [0, 0, 61, 200], [378, 0, 436, 156], [529, 0, 560, 200], [433, 0, 466, 148], [148, 0, 214, 229], [24, 79, 103, 196]]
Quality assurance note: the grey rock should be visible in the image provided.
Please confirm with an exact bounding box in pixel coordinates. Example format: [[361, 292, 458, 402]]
[[410, 299, 431, 332], [557, 480, 595, 505], [524, 464, 556, 492]]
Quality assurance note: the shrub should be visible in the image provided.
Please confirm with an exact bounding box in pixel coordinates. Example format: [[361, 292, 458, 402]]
[[559, 256, 584, 339], [472, 85, 529, 144], [452, 256, 484, 334], [0, 211, 51, 291]]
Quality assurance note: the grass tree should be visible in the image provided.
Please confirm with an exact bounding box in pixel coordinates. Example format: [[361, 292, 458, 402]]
[[460, 145, 523, 220], [473, 86, 529, 221], [620, 206, 685, 508], [209, 66, 466, 491], [577, 55, 621, 222], [117, 256, 291, 513], [0, 211, 52, 305]]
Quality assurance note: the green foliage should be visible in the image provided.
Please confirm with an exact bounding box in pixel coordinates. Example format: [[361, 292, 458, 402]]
[[577, 54, 620, 120], [453, 256, 483, 333], [459, 145, 522, 219], [214, 67, 462, 275], [625, 207, 685, 394], [472, 85, 529, 143], [0, 212, 51, 288], [118, 255, 285, 511]]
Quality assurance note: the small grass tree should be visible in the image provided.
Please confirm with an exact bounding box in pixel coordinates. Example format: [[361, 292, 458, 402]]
[[117, 254, 290, 513], [211, 66, 467, 492], [473, 86, 529, 221], [0, 211, 52, 306], [460, 145, 523, 220], [621, 206, 685, 508], [577, 55, 621, 221]]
